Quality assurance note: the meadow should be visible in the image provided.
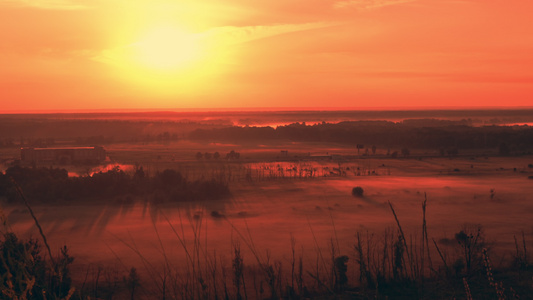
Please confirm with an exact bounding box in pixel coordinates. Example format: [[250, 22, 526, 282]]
[[1, 112, 533, 299], [2, 138, 533, 299]]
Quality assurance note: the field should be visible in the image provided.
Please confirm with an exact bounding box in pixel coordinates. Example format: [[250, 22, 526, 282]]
[[1, 111, 533, 299], [2, 139, 533, 297]]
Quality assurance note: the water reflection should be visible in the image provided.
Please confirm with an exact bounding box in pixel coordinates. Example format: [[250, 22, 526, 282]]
[[68, 163, 134, 177]]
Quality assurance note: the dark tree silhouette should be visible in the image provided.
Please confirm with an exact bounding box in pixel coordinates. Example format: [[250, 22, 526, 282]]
[[195, 152, 203, 160]]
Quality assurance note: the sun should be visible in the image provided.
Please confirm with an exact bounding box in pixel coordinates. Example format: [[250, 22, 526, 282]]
[[98, 21, 231, 98], [133, 24, 204, 71]]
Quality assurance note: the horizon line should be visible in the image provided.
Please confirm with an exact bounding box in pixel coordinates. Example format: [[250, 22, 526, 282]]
[[2, 105, 533, 114]]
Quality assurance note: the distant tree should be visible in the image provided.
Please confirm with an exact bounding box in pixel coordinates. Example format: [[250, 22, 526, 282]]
[[156, 169, 183, 187], [352, 186, 364, 197], [401, 148, 410, 157], [391, 151, 398, 158], [213, 152, 220, 160], [134, 166, 145, 180], [204, 152, 212, 160], [227, 150, 235, 160], [226, 150, 241, 160], [195, 152, 203, 160], [356, 144, 364, 155], [371, 145, 377, 155]]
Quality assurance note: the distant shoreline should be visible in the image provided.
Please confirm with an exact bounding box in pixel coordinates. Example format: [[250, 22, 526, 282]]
[[1, 108, 533, 128], [1, 106, 533, 114]]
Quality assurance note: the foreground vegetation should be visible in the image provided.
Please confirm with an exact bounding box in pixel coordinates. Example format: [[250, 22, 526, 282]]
[[1, 191, 532, 299]]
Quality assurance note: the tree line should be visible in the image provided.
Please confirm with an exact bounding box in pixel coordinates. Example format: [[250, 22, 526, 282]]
[[0, 165, 230, 203], [188, 121, 533, 153]]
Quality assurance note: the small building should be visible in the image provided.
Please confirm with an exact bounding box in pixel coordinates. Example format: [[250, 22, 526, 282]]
[[21, 146, 106, 164]]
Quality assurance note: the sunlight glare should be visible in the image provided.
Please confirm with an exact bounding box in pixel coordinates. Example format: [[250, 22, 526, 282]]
[[97, 19, 236, 99], [134, 25, 203, 71]]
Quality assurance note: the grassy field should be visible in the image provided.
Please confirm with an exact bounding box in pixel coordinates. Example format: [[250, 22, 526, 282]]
[[1, 141, 533, 298]]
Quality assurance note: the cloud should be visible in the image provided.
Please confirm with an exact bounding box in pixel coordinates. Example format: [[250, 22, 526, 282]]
[[334, 0, 416, 10], [203, 22, 331, 46], [1, 0, 91, 10]]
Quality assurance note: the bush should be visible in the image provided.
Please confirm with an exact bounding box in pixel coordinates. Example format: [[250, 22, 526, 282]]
[[352, 186, 364, 197], [0, 232, 74, 299]]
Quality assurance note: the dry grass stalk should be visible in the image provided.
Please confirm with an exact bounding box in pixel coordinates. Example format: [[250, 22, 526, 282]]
[[11, 178, 55, 265], [388, 201, 413, 279]]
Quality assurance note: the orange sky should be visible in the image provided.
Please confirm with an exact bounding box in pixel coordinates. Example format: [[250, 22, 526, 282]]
[[1, 0, 533, 111]]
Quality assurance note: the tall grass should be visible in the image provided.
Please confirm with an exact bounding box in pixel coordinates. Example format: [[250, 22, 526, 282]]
[[2, 191, 533, 299], [1, 180, 75, 299]]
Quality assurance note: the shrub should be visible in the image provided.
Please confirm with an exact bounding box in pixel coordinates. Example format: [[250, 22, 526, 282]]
[[352, 186, 364, 197], [0, 232, 74, 299]]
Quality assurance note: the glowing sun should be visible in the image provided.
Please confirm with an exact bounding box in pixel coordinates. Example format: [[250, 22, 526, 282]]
[[134, 25, 204, 71], [99, 21, 228, 96]]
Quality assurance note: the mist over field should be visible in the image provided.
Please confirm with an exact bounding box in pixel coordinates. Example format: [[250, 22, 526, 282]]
[[1, 110, 533, 299]]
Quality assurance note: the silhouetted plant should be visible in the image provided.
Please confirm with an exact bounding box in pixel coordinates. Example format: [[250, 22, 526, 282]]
[[393, 234, 405, 280], [355, 232, 373, 289], [352, 186, 364, 197], [334, 256, 348, 292], [454, 224, 485, 276], [0, 233, 45, 298], [232, 243, 243, 300], [124, 267, 141, 300], [0, 232, 74, 299]]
